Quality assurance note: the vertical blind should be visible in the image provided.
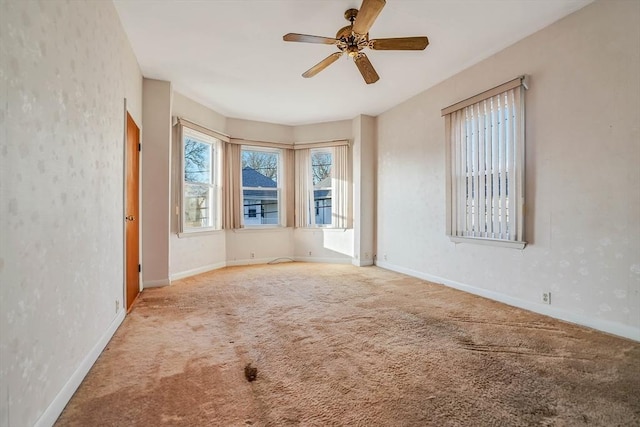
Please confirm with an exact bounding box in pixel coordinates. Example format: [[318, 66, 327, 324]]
[[294, 149, 311, 228], [443, 77, 526, 243], [223, 142, 242, 229], [332, 145, 351, 229], [284, 148, 295, 228]]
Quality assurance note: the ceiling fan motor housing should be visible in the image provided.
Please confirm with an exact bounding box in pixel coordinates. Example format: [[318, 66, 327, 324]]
[[337, 9, 370, 58]]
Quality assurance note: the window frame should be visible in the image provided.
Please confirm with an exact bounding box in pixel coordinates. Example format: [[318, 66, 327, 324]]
[[180, 126, 222, 234], [309, 147, 334, 228], [443, 76, 528, 249], [240, 145, 283, 228]]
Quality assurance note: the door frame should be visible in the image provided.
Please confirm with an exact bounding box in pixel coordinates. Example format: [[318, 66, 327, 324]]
[[123, 98, 142, 312]]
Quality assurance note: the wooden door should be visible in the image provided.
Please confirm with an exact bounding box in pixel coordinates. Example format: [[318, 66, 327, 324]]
[[125, 112, 140, 311]]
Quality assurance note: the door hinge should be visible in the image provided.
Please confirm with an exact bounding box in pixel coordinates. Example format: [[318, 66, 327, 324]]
[[138, 143, 141, 152], [138, 264, 141, 273]]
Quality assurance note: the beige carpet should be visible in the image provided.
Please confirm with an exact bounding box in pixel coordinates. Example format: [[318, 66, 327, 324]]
[[56, 263, 640, 426]]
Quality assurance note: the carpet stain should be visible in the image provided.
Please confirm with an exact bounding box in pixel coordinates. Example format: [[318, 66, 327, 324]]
[[244, 363, 258, 382], [55, 263, 640, 426]]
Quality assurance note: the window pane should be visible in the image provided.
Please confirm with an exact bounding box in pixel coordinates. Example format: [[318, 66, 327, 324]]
[[184, 183, 213, 228], [311, 150, 332, 226], [243, 189, 279, 225], [311, 151, 332, 185], [241, 150, 279, 185], [184, 138, 212, 184], [313, 189, 332, 225], [241, 147, 281, 227]]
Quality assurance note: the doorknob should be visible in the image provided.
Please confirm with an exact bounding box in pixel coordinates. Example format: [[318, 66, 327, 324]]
[[125, 215, 135, 221]]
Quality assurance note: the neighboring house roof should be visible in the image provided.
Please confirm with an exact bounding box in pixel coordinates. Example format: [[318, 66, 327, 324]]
[[242, 167, 276, 188], [315, 176, 331, 188], [243, 167, 277, 200]]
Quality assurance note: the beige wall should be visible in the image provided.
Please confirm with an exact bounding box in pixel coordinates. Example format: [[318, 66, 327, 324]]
[[227, 117, 294, 143], [375, 0, 640, 340], [293, 120, 352, 143], [141, 79, 172, 286], [352, 115, 377, 266], [0, 0, 143, 425]]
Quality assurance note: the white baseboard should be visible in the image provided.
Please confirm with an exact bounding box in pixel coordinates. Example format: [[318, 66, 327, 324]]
[[293, 256, 353, 264], [143, 278, 171, 288], [375, 261, 640, 342], [226, 257, 286, 267], [34, 309, 126, 427], [170, 262, 226, 281]]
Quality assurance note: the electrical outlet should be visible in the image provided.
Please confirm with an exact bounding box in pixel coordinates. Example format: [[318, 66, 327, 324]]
[[308, 251, 312, 256], [250, 252, 255, 259], [115, 299, 120, 313], [542, 292, 551, 304], [365, 252, 370, 259], [384, 254, 387, 261]]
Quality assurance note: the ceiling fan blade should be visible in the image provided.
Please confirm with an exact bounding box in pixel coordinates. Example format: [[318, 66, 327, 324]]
[[302, 52, 343, 78], [353, 0, 386, 35], [370, 36, 429, 50], [354, 53, 380, 84], [283, 33, 338, 45]]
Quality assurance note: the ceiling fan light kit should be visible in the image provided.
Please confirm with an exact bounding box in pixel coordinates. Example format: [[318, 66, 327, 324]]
[[283, 0, 429, 84]]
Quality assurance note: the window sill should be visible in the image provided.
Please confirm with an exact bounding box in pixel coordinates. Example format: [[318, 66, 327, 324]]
[[232, 226, 290, 233], [449, 235, 527, 250], [178, 229, 224, 238], [297, 227, 350, 232]]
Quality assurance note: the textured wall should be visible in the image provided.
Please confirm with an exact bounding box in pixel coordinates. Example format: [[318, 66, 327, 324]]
[[376, 0, 640, 339], [141, 78, 172, 286], [0, 0, 142, 425], [352, 115, 376, 267]]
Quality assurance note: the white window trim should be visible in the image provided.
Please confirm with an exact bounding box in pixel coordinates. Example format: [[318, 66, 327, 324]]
[[443, 76, 528, 249], [180, 126, 222, 234], [309, 147, 333, 228], [241, 145, 284, 228]]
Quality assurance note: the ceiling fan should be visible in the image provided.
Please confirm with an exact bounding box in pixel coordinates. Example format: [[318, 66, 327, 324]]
[[283, 0, 429, 84]]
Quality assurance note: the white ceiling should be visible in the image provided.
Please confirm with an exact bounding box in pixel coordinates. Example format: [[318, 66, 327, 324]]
[[113, 0, 592, 126]]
